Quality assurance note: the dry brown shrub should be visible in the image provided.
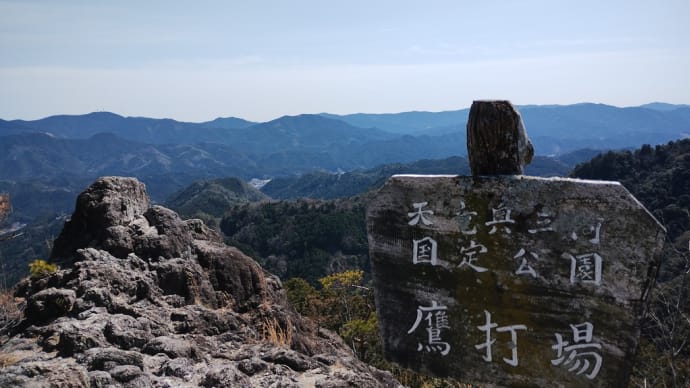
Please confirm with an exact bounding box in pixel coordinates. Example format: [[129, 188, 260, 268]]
[[0, 288, 23, 334], [262, 316, 293, 348], [0, 193, 9, 222]]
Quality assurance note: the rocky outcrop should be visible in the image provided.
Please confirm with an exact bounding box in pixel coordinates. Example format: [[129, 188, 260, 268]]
[[1, 176, 399, 387]]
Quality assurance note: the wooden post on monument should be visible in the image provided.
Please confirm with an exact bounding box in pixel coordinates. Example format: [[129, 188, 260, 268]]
[[366, 100, 665, 387]]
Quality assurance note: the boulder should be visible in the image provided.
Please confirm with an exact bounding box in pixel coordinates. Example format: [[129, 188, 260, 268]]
[[367, 168, 665, 387], [1, 176, 399, 387]]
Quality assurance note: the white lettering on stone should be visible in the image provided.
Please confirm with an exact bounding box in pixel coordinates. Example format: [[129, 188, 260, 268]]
[[528, 211, 555, 234], [588, 220, 603, 245], [513, 248, 538, 278], [485, 203, 515, 234], [566, 253, 602, 285], [459, 240, 488, 272], [571, 219, 604, 244], [551, 322, 602, 380], [407, 301, 451, 356], [456, 200, 478, 235], [475, 310, 527, 366], [408, 202, 434, 226], [412, 237, 438, 265]]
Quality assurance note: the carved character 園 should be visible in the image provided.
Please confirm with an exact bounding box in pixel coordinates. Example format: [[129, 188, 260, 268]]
[[565, 253, 602, 285]]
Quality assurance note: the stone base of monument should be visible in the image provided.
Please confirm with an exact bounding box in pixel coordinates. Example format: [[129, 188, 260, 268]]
[[367, 174, 664, 387]]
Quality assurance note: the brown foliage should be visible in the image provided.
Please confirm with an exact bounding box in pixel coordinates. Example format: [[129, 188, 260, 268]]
[[0, 288, 23, 334], [261, 316, 293, 348], [0, 193, 9, 222]]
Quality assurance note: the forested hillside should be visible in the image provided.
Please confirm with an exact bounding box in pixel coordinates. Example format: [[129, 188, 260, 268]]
[[262, 155, 574, 200], [1, 104, 684, 289], [224, 139, 690, 295], [165, 177, 268, 227], [571, 139, 690, 252], [220, 153, 579, 284], [221, 140, 690, 386], [220, 198, 369, 285]]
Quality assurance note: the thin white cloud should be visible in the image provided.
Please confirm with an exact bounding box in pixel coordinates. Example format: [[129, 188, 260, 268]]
[[1, 0, 689, 120], [2, 47, 687, 121]]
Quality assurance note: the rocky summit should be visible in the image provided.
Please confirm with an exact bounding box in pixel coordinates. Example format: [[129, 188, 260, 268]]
[[0, 177, 399, 387]]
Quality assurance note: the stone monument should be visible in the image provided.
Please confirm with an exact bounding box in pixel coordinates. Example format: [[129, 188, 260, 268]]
[[366, 100, 665, 387]]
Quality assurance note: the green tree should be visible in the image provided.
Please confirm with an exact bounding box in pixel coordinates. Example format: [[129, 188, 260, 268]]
[[318, 270, 369, 330], [28, 259, 57, 278], [284, 277, 319, 318], [340, 312, 382, 363]]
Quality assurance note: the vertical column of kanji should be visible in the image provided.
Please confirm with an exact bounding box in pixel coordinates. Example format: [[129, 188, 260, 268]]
[[565, 219, 604, 286], [409, 202, 438, 266], [406, 201, 452, 356], [466, 101, 534, 370], [547, 217, 605, 380]]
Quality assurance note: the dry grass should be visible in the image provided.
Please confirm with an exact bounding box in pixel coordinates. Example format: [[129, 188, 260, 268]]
[[262, 316, 293, 348], [0, 288, 23, 334], [0, 193, 10, 222]]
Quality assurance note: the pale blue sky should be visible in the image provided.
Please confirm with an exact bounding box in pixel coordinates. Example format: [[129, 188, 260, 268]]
[[1, 0, 688, 121]]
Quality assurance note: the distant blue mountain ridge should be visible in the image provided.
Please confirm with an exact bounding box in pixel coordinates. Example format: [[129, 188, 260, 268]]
[[2, 103, 688, 157], [2, 102, 688, 291]]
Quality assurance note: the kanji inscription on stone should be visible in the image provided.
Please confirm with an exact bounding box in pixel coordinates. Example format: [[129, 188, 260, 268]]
[[365, 101, 665, 388], [367, 175, 664, 387]]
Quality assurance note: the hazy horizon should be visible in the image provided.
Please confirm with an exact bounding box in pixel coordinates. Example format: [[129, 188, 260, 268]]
[[2, 0, 689, 122], [2, 101, 688, 124]]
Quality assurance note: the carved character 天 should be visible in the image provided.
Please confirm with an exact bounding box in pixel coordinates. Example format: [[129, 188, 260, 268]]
[[408, 202, 434, 226]]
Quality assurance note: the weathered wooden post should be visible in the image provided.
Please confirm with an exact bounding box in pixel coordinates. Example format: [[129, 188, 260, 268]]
[[366, 100, 665, 387]]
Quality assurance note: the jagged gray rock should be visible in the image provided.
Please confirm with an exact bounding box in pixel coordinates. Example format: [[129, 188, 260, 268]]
[[1, 176, 400, 387]]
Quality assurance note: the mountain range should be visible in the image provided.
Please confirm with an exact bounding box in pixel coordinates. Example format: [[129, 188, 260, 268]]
[[1, 102, 689, 284], [260, 154, 578, 200], [325, 103, 690, 154], [3, 103, 690, 154], [2, 104, 688, 386], [1, 103, 687, 197]]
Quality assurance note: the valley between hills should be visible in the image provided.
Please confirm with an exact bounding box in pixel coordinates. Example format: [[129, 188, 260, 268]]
[[1, 103, 689, 386]]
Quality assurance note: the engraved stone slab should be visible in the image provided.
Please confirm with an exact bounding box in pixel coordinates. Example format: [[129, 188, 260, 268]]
[[366, 174, 665, 387]]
